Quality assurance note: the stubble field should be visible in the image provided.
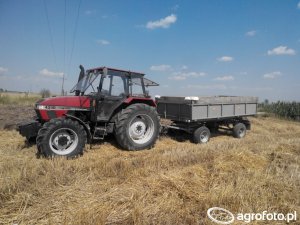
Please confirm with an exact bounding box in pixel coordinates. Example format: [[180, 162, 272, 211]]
[[0, 104, 299, 225]]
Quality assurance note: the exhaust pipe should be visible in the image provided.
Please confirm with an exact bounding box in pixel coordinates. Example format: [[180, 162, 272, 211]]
[[75, 65, 85, 96]]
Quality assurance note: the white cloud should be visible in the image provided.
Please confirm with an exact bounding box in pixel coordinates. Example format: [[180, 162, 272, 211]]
[[263, 71, 282, 79], [229, 86, 273, 91], [15, 75, 24, 80], [169, 75, 187, 80], [187, 84, 227, 90], [185, 72, 206, 77], [214, 75, 234, 81], [146, 14, 177, 29], [39, 69, 63, 78], [0, 67, 8, 74], [85, 10, 100, 16], [168, 71, 206, 80], [97, 39, 110, 45], [181, 65, 188, 70], [267, 46, 296, 55], [245, 30, 257, 37], [217, 56, 234, 62], [150, 64, 172, 71], [298, 1, 300, 9]]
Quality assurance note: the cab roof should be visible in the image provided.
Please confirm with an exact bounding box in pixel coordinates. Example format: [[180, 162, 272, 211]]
[[86, 66, 145, 78], [86, 66, 158, 87]]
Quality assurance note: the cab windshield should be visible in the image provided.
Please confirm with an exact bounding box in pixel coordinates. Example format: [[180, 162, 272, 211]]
[[70, 71, 100, 94]]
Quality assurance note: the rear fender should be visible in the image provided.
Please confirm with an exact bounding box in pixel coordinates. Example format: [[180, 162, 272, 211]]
[[123, 97, 156, 107], [108, 97, 156, 123]]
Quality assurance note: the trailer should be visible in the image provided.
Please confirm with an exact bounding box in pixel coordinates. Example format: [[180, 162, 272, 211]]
[[156, 96, 258, 143]]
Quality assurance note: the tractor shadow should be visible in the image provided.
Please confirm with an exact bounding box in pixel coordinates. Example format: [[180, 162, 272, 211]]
[[162, 129, 191, 142], [212, 128, 234, 138], [24, 138, 37, 148], [161, 127, 233, 143], [88, 127, 235, 150], [89, 133, 121, 150]]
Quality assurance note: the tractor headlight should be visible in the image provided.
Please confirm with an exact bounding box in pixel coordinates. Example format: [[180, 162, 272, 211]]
[[36, 105, 47, 110]]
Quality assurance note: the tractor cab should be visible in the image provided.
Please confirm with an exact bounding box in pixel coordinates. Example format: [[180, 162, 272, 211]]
[[70, 66, 158, 98], [70, 66, 159, 122]]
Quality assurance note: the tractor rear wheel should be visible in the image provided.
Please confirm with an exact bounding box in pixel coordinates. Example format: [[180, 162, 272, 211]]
[[36, 118, 86, 158], [114, 103, 160, 150]]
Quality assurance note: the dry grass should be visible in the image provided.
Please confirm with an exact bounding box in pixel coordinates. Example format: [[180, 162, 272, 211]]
[[0, 117, 299, 224], [0, 92, 41, 105]]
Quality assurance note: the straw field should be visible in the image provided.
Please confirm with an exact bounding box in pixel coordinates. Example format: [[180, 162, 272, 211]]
[[0, 115, 299, 224], [0, 92, 41, 106]]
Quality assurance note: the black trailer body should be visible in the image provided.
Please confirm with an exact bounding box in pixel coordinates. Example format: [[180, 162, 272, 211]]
[[156, 96, 258, 143]]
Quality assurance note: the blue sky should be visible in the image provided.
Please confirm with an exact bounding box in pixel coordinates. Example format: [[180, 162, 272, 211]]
[[0, 0, 300, 101]]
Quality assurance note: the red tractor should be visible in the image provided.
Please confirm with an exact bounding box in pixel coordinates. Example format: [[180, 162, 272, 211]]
[[18, 66, 160, 157]]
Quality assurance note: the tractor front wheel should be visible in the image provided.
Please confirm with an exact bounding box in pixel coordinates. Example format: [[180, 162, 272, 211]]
[[114, 104, 160, 150], [36, 118, 86, 158]]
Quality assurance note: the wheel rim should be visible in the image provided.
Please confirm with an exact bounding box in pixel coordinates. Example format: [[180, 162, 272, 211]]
[[129, 114, 155, 144], [238, 127, 246, 137], [200, 130, 209, 143], [49, 128, 79, 155]]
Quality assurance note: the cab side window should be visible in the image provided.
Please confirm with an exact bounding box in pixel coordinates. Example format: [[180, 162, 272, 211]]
[[111, 76, 126, 97]]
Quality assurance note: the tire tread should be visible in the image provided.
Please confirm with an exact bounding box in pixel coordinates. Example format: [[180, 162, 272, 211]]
[[114, 104, 160, 150], [36, 118, 86, 158]]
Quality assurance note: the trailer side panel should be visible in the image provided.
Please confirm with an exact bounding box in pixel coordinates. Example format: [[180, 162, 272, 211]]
[[156, 96, 258, 122]]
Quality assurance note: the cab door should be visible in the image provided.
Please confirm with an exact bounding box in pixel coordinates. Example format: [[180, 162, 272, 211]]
[[95, 75, 128, 121]]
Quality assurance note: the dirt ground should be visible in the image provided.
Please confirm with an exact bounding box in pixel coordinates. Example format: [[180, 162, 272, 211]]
[[0, 105, 35, 130]]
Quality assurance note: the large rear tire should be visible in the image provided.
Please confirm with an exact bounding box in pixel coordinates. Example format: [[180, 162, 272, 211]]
[[36, 118, 86, 158], [114, 104, 160, 150]]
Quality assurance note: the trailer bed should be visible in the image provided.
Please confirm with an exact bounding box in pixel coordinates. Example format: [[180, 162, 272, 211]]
[[156, 96, 258, 122]]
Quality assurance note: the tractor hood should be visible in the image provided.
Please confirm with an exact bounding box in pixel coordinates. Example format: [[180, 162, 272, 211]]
[[36, 96, 90, 110]]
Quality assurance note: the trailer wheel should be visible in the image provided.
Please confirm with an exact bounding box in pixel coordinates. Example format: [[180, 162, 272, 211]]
[[233, 123, 246, 138], [36, 118, 86, 158], [114, 103, 160, 150], [193, 126, 211, 144]]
